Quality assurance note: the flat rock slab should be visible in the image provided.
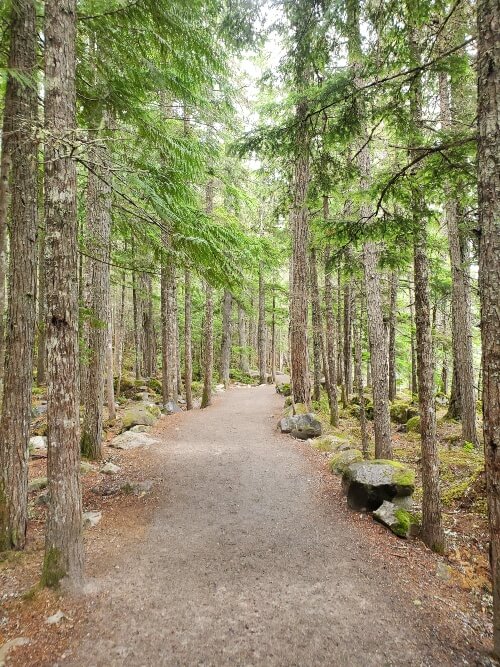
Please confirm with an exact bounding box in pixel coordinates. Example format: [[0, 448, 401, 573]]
[[109, 431, 159, 450]]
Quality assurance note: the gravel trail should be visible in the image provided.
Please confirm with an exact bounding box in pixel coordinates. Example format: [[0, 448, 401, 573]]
[[67, 381, 469, 666]]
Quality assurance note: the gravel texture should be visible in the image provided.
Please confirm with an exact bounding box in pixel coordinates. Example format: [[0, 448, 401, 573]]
[[66, 381, 478, 666]]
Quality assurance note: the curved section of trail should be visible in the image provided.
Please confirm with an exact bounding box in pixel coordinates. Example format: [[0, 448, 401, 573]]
[[68, 382, 467, 666]]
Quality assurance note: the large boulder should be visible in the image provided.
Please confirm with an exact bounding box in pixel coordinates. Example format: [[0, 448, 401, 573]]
[[278, 413, 322, 439], [121, 405, 157, 431], [390, 401, 418, 425], [329, 449, 363, 474], [373, 500, 416, 538], [342, 459, 415, 511]]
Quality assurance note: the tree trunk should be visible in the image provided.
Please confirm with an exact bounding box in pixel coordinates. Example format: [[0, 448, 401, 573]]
[[0, 79, 14, 386], [201, 180, 215, 409], [363, 242, 392, 458], [477, 0, 500, 654], [343, 276, 353, 401], [346, 0, 392, 458], [220, 290, 232, 387], [184, 268, 193, 410], [309, 247, 323, 403], [0, 0, 38, 551], [81, 127, 112, 461], [409, 27, 444, 554], [354, 292, 369, 457], [238, 305, 250, 374], [271, 294, 276, 383], [439, 71, 477, 446], [161, 231, 178, 409], [106, 319, 116, 422], [388, 271, 398, 401], [258, 265, 267, 385], [290, 98, 311, 407], [140, 273, 156, 379], [201, 283, 214, 408], [324, 244, 339, 426], [114, 272, 126, 397], [132, 269, 142, 381], [36, 230, 47, 385], [42, 0, 84, 587], [409, 279, 418, 395]]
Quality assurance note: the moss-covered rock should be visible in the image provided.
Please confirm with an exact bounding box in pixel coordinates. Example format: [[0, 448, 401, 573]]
[[406, 415, 421, 433], [390, 401, 418, 425], [121, 405, 157, 431], [342, 459, 415, 511], [329, 449, 363, 475], [373, 500, 416, 538], [310, 435, 352, 453]]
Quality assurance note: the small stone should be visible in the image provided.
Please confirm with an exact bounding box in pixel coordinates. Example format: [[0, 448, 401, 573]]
[[100, 462, 120, 475], [45, 610, 66, 625], [80, 461, 94, 474], [83, 511, 102, 528]]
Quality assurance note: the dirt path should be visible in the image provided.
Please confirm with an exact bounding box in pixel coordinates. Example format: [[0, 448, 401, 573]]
[[66, 382, 478, 666]]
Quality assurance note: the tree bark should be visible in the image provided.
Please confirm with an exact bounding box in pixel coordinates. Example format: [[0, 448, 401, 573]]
[[343, 275, 353, 401], [184, 268, 193, 410], [140, 272, 156, 378], [161, 231, 178, 409], [42, 0, 84, 587], [220, 290, 232, 387], [271, 294, 276, 383], [201, 179, 215, 409], [0, 78, 14, 386], [388, 271, 398, 401], [439, 71, 477, 445], [347, 0, 391, 457], [409, 26, 444, 554], [354, 292, 369, 457], [0, 0, 38, 551], [324, 244, 339, 426], [238, 305, 250, 374], [409, 278, 418, 396], [290, 98, 311, 406], [309, 247, 323, 403], [132, 268, 142, 381], [106, 319, 116, 422], [258, 265, 267, 385], [477, 0, 500, 654], [36, 230, 47, 385], [81, 127, 112, 460]]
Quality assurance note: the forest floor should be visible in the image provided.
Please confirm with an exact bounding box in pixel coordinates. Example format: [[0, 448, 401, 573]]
[[0, 379, 497, 666]]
